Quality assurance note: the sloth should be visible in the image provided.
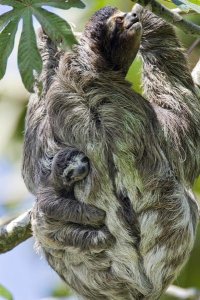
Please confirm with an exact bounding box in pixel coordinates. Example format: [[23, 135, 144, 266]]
[[36, 147, 115, 250], [22, 4, 200, 300], [51, 148, 90, 189]]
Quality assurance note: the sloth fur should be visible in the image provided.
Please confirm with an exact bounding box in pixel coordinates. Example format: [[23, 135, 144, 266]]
[[22, 5, 200, 300]]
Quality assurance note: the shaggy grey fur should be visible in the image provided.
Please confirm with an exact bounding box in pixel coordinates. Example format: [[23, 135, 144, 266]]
[[22, 5, 200, 300], [37, 147, 115, 250]]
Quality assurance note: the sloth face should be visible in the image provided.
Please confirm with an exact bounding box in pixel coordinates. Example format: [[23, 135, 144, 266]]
[[104, 8, 142, 73], [106, 10, 142, 45], [83, 6, 142, 74], [51, 149, 90, 188], [61, 152, 89, 186]]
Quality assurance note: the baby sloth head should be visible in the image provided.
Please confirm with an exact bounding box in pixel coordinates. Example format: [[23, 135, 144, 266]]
[[51, 148, 90, 190], [83, 6, 142, 74]]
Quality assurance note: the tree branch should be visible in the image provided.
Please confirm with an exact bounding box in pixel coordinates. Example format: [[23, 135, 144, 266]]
[[0, 210, 32, 254], [166, 284, 200, 299], [134, 0, 200, 37], [187, 38, 200, 55], [172, 8, 199, 16]]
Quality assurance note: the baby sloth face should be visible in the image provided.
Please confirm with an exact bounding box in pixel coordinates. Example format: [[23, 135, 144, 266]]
[[51, 148, 90, 188], [62, 153, 89, 186]]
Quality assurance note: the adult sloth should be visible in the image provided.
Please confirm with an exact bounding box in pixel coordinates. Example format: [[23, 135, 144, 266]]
[[22, 5, 200, 300]]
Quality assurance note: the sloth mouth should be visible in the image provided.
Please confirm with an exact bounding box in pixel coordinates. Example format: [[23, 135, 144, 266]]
[[130, 23, 141, 32], [63, 165, 89, 186], [124, 18, 142, 34], [126, 17, 140, 30]]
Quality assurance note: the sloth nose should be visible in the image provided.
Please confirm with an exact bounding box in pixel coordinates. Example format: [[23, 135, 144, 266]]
[[64, 165, 88, 185], [77, 165, 87, 175], [125, 12, 139, 29], [126, 12, 139, 24]]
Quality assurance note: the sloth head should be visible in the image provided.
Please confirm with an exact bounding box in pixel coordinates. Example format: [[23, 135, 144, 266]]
[[51, 149, 90, 189], [82, 6, 142, 74]]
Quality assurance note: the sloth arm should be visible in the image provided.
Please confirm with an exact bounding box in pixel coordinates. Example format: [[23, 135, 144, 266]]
[[139, 8, 200, 183], [33, 210, 114, 251], [37, 185, 106, 226], [42, 221, 114, 251], [36, 186, 115, 250], [22, 30, 60, 192]]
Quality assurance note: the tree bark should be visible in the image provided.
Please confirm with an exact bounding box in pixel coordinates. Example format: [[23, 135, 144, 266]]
[[0, 210, 32, 253]]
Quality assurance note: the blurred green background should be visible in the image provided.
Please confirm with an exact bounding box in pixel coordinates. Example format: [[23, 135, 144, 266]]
[[0, 0, 200, 299]]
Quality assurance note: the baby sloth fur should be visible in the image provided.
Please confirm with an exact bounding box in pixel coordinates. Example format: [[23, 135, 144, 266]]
[[23, 4, 200, 300], [37, 147, 115, 250]]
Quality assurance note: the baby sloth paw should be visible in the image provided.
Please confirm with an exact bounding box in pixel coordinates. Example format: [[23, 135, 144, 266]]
[[52, 148, 90, 187]]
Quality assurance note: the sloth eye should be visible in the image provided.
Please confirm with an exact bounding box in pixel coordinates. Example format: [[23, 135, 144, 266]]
[[115, 16, 124, 24]]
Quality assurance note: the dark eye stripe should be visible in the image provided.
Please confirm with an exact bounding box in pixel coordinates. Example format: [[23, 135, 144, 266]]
[[81, 157, 89, 163], [67, 150, 80, 161]]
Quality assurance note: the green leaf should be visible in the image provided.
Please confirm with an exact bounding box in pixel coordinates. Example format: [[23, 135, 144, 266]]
[[0, 284, 13, 300], [0, 0, 84, 91], [0, 0, 24, 8], [33, 7, 77, 47], [0, 18, 19, 79], [18, 9, 42, 92], [0, 10, 16, 31], [33, 0, 85, 9], [0, 0, 85, 8], [0, 8, 25, 31]]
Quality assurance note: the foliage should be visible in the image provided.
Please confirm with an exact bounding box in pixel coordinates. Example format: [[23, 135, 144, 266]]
[[0, 0, 85, 91], [0, 284, 13, 300]]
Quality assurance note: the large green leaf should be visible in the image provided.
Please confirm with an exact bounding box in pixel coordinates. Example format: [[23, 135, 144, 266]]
[[0, 0, 85, 91], [33, 7, 77, 47], [0, 284, 13, 300], [0, 7, 27, 31], [18, 9, 42, 92], [0, 18, 19, 79], [33, 0, 85, 9], [0, 9, 20, 30], [0, 0, 24, 7]]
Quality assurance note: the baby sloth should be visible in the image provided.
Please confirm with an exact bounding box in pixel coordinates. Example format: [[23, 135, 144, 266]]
[[36, 148, 115, 251], [51, 148, 90, 190]]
